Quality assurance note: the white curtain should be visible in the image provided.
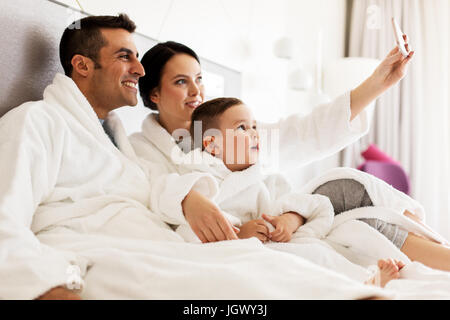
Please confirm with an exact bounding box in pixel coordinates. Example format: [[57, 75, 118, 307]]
[[345, 0, 450, 239]]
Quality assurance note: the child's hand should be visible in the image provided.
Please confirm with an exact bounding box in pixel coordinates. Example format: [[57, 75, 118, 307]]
[[237, 219, 271, 243], [262, 212, 305, 243]]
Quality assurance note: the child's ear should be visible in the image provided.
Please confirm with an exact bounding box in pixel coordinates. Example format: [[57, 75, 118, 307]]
[[203, 136, 216, 156]]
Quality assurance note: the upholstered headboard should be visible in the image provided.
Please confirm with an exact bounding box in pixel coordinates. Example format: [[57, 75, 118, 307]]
[[0, 0, 241, 134]]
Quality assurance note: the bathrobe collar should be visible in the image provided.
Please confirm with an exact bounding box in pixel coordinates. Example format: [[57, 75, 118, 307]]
[[42, 73, 136, 158]]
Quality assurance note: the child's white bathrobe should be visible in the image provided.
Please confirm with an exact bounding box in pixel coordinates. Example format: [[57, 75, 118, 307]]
[[174, 150, 378, 282], [1, 73, 398, 300], [174, 149, 336, 241]]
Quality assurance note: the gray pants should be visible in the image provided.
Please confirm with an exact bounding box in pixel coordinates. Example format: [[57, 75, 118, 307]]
[[312, 179, 408, 249]]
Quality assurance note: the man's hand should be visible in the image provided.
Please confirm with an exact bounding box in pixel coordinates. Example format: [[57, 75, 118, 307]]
[[237, 219, 271, 243], [182, 190, 238, 243], [35, 286, 81, 300], [262, 212, 305, 243]]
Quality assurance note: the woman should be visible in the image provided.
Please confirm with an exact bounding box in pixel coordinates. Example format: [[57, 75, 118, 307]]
[[130, 41, 450, 271]]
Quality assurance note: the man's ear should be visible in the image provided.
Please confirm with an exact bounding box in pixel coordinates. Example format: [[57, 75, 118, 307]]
[[203, 136, 217, 156], [71, 54, 92, 78]]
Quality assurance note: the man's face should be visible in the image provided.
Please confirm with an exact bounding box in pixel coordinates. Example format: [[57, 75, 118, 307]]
[[89, 28, 144, 111]]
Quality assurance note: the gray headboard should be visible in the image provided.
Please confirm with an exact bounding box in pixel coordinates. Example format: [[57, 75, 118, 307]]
[[0, 0, 241, 134]]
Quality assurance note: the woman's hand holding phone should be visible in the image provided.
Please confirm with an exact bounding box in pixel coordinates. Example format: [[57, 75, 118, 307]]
[[349, 19, 415, 120]]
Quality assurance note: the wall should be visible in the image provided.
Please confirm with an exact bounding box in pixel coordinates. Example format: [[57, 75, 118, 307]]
[[55, 0, 347, 122]]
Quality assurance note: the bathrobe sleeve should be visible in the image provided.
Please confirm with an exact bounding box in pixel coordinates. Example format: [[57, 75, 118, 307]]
[[139, 159, 219, 226], [0, 105, 75, 299], [259, 91, 370, 172], [262, 175, 334, 239], [273, 192, 335, 239]]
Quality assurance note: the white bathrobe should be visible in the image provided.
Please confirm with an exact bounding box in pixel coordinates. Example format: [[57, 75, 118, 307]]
[[174, 150, 380, 283], [297, 167, 449, 266], [173, 149, 335, 241], [0, 73, 221, 299], [1, 73, 398, 300]]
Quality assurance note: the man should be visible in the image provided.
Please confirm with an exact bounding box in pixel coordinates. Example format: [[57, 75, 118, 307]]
[[0, 14, 223, 300]]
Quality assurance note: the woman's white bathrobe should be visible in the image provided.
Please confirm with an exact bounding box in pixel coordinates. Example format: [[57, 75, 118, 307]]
[[1, 73, 399, 300]]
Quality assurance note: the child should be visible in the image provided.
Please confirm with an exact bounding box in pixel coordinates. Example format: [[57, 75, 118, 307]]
[[175, 97, 406, 287]]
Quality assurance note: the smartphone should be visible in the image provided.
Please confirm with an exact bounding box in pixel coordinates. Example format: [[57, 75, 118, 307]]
[[391, 18, 409, 57]]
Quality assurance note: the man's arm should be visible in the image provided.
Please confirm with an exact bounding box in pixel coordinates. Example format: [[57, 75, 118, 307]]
[[0, 107, 74, 299]]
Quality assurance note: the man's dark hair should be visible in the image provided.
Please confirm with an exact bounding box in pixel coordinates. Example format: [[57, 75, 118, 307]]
[[190, 97, 243, 149], [59, 14, 136, 76], [139, 41, 200, 110]]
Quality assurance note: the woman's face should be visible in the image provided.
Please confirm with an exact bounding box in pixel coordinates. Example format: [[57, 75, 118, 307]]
[[150, 53, 204, 130]]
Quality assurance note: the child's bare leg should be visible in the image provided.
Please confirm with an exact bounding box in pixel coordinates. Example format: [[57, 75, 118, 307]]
[[401, 233, 450, 271], [365, 259, 404, 287]]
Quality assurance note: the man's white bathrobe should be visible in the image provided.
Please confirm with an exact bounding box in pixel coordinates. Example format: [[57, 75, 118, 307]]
[[1, 73, 399, 300]]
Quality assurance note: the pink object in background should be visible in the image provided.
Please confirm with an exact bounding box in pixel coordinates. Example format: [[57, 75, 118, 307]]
[[361, 144, 400, 164], [357, 144, 400, 170], [359, 161, 410, 195], [358, 144, 410, 195]]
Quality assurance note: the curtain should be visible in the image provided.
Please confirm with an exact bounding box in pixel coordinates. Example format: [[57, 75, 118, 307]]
[[345, 0, 450, 239]]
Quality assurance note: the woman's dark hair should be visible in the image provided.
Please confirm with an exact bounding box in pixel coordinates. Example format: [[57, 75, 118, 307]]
[[59, 14, 136, 76], [190, 97, 244, 149], [139, 41, 200, 110]]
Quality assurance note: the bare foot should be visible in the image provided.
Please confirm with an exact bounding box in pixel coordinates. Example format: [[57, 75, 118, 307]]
[[366, 259, 405, 288]]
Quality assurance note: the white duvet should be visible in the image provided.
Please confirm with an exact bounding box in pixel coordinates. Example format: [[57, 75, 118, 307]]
[[0, 73, 387, 300], [1, 74, 449, 300]]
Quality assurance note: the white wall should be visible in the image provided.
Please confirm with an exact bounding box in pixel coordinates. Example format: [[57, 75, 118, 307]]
[[57, 0, 347, 121]]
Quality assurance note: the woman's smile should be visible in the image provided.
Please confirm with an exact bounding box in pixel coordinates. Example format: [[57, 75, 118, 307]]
[[185, 100, 202, 109]]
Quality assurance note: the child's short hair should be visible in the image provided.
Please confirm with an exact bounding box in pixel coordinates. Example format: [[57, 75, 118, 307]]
[[190, 97, 243, 149]]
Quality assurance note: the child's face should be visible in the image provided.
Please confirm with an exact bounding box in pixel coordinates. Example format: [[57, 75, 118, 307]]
[[206, 104, 259, 171]]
